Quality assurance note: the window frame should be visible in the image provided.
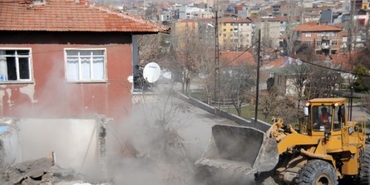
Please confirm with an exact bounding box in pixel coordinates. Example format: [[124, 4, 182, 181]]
[[0, 47, 33, 83], [64, 48, 107, 83]]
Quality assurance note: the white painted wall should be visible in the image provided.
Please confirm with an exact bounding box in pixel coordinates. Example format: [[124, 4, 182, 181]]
[[18, 118, 101, 175]]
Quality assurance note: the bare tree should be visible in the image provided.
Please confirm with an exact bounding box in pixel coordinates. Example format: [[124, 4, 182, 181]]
[[138, 33, 170, 64], [218, 62, 255, 116], [260, 85, 279, 120], [260, 86, 298, 122], [168, 24, 205, 94], [108, 93, 198, 185]]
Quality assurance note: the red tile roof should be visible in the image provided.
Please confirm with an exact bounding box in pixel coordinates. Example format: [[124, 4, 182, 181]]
[[0, 0, 169, 33], [220, 51, 255, 66], [317, 51, 359, 71], [261, 57, 288, 69], [261, 16, 300, 22], [294, 22, 342, 32]]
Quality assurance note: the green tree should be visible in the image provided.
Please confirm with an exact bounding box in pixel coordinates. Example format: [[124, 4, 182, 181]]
[[352, 63, 370, 92]]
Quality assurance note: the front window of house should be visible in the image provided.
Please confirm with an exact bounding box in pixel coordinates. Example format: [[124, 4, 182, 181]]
[[0, 49, 32, 82], [65, 49, 106, 82]]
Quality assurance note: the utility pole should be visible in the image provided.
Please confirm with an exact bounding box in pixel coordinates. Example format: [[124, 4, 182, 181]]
[[214, 1, 220, 113], [254, 29, 261, 125], [350, 86, 354, 121]]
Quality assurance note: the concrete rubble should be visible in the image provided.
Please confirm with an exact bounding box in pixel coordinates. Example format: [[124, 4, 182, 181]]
[[0, 157, 84, 185], [0, 117, 112, 185]]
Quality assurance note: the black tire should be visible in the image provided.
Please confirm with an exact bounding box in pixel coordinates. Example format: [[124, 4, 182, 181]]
[[295, 159, 338, 185], [359, 146, 370, 185]]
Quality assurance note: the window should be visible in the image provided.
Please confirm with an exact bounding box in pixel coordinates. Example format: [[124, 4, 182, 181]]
[[316, 41, 322, 46], [333, 105, 345, 131], [331, 40, 338, 45], [305, 32, 311, 37], [65, 49, 106, 82], [0, 49, 32, 82], [312, 105, 332, 132]]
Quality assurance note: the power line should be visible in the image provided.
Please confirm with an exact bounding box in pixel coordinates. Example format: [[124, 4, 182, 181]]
[[219, 41, 258, 68], [259, 42, 370, 78]]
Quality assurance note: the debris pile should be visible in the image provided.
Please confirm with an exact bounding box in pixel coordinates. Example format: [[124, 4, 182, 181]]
[[0, 157, 86, 185]]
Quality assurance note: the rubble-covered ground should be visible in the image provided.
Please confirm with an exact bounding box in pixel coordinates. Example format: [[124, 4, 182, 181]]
[[0, 157, 110, 185]]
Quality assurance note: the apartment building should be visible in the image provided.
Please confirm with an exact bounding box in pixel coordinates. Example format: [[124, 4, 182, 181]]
[[198, 18, 216, 48], [271, 1, 300, 17], [172, 19, 199, 49], [178, 5, 214, 19], [219, 17, 254, 51], [256, 17, 288, 49], [294, 22, 343, 55]]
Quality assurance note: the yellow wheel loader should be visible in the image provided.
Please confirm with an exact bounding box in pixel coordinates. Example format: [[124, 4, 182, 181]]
[[196, 98, 369, 185]]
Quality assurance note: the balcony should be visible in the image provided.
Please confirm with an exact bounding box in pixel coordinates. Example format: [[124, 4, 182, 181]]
[[322, 36, 330, 40], [321, 43, 330, 50]]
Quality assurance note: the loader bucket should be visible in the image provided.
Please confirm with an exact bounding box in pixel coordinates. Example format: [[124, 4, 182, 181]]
[[196, 124, 279, 176]]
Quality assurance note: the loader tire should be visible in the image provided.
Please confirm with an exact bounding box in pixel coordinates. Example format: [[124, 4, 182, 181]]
[[295, 159, 338, 185], [359, 146, 370, 185]]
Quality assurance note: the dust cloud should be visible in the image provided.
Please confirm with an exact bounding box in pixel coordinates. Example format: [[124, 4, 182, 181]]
[[1, 57, 258, 184], [105, 91, 203, 185], [104, 87, 258, 185]]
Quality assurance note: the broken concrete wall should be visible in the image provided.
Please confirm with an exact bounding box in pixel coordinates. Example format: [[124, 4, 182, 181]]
[[0, 116, 111, 183], [0, 118, 21, 170]]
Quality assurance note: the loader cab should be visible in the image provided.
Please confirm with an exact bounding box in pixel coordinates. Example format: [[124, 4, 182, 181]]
[[304, 98, 347, 137]]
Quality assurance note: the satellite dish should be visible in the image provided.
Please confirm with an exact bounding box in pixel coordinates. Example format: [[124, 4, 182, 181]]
[[127, 75, 133, 83], [143, 62, 161, 83]]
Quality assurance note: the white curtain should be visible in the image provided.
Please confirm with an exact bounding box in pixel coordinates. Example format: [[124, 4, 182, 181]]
[[0, 50, 7, 81], [66, 50, 105, 81], [66, 57, 79, 81], [81, 57, 91, 80], [92, 56, 104, 80]]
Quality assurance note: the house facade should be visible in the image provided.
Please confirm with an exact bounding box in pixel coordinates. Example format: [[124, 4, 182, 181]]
[[0, 0, 168, 120], [294, 22, 343, 55], [219, 17, 254, 51]]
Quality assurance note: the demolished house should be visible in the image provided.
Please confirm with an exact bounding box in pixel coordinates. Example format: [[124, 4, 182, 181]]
[[0, 116, 110, 184], [0, 0, 169, 119], [0, 0, 169, 184]]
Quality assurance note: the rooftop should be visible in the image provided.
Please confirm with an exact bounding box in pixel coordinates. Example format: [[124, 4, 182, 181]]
[[0, 0, 169, 33], [294, 22, 342, 32], [220, 51, 255, 66]]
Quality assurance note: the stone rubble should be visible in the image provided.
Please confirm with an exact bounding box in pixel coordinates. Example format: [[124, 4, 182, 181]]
[[0, 157, 110, 185]]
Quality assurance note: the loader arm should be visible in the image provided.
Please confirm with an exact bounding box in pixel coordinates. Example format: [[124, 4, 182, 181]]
[[276, 133, 320, 154]]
